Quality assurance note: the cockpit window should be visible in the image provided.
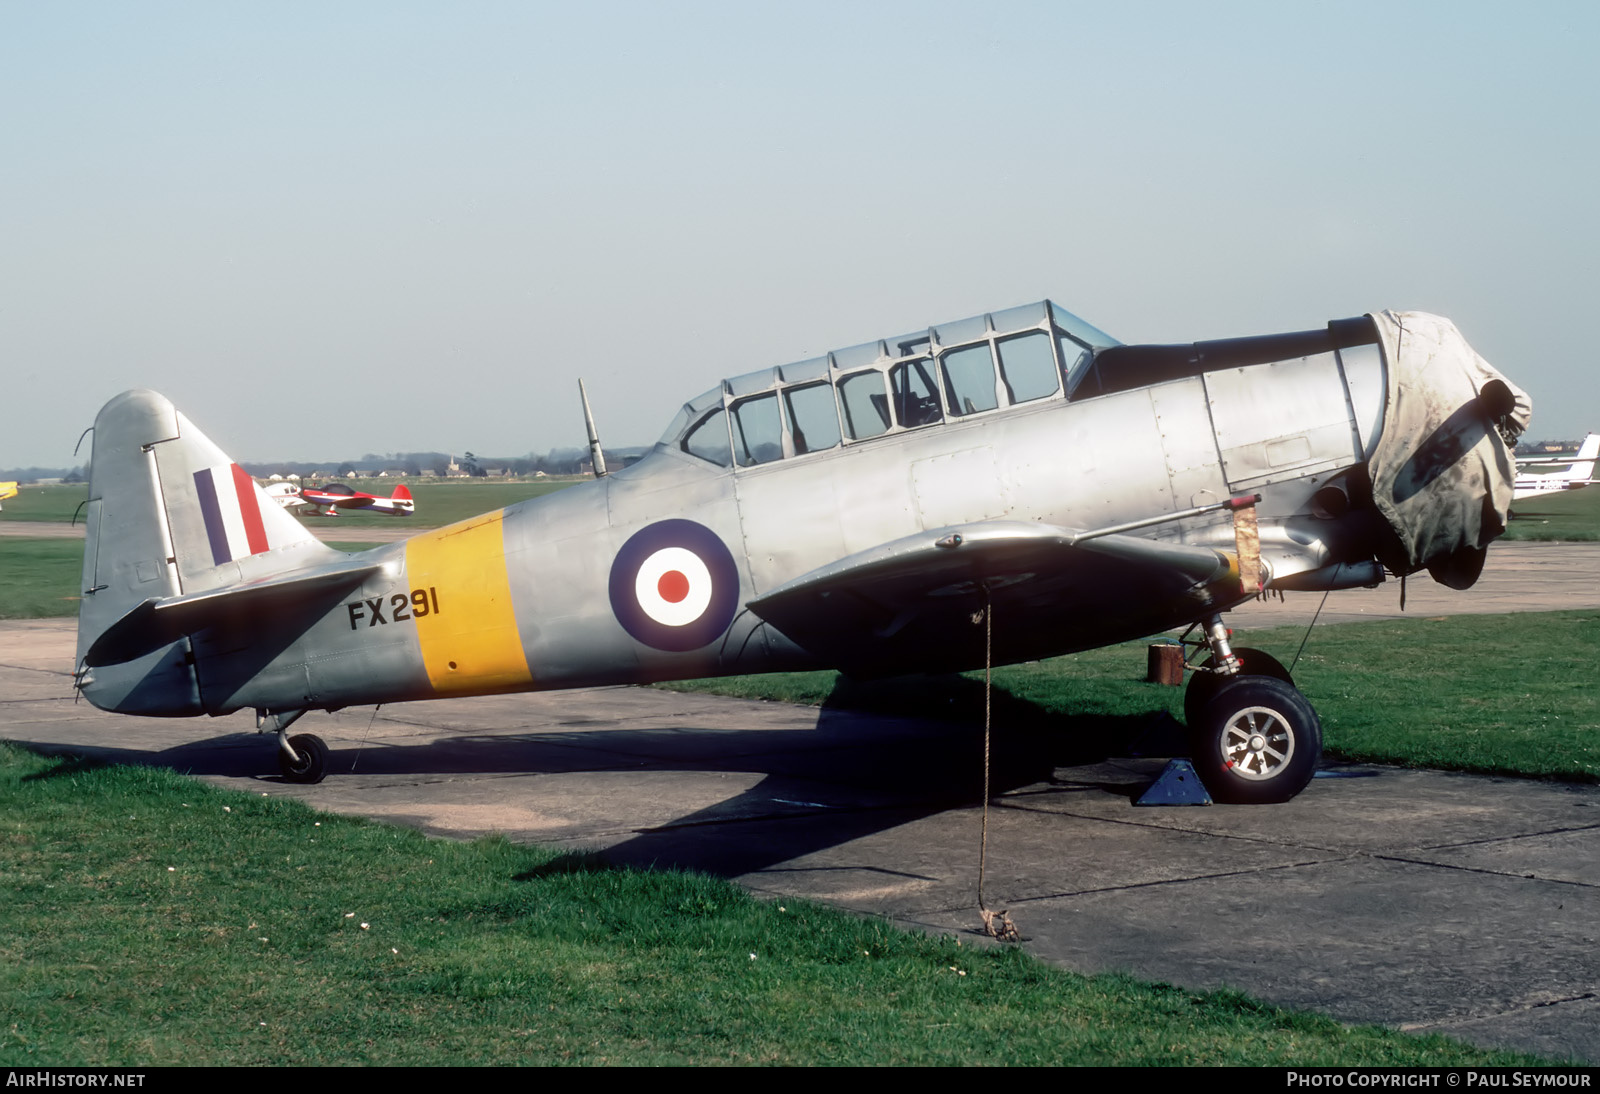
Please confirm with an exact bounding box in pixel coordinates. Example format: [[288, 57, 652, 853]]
[[682, 408, 733, 467], [838, 370, 891, 440], [1058, 334, 1094, 395], [890, 358, 943, 428], [785, 381, 841, 455], [731, 393, 784, 467], [940, 344, 1000, 417], [998, 331, 1060, 403], [659, 388, 723, 446], [1048, 302, 1120, 352], [659, 300, 1122, 466]]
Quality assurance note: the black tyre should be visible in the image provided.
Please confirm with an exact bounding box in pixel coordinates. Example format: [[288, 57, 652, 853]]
[[1189, 676, 1320, 804], [1182, 647, 1293, 729], [279, 733, 329, 785]]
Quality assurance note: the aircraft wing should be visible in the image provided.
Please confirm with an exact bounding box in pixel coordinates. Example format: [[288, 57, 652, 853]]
[[746, 521, 1243, 677]]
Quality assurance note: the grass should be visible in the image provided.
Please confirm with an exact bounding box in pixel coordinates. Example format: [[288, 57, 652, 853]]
[[661, 610, 1600, 783], [1257, 611, 1599, 778], [0, 484, 90, 523], [0, 539, 86, 618], [0, 480, 579, 529], [0, 538, 381, 620], [1502, 484, 1600, 541], [0, 743, 1546, 1066]]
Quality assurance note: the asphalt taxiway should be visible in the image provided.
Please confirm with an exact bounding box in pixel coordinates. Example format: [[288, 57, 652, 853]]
[[3, 544, 1598, 1063]]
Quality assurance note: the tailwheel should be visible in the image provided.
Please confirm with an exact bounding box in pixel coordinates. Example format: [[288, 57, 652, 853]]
[[279, 733, 329, 785], [1182, 646, 1293, 729], [1189, 676, 1321, 804]]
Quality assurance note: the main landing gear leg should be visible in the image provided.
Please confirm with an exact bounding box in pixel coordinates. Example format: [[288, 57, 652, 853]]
[[258, 708, 329, 785], [1203, 614, 1240, 675], [1180, 614, 1322, 804]]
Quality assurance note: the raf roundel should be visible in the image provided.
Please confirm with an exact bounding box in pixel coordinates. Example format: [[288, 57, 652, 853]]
[[608, 519, 740, 652]]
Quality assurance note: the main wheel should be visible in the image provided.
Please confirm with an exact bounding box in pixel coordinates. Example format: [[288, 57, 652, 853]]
[[1189, 676, 1320, 804], [279, 733, 329, 785], [1183, 647, 1293, 729]]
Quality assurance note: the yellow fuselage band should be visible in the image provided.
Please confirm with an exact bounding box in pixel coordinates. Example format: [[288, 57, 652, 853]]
[[404, 510, 533, 694]]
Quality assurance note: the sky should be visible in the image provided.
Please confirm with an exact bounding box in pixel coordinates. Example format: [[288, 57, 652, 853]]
[[3, 0, 1596, 468]]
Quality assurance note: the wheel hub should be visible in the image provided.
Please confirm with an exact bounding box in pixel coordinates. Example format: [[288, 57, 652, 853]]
[[1221, 706, 1295, 781]]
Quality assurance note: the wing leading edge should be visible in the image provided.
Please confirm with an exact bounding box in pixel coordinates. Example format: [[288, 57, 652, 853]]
[[747, 520, 1245, 678]]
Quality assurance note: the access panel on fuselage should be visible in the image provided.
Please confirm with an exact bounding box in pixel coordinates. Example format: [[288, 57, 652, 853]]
[[1146, 378, 1230, 519], [1204, 352, 1360, 492]]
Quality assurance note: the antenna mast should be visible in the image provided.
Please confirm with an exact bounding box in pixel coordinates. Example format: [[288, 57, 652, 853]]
[[578, 379, 608, 478]]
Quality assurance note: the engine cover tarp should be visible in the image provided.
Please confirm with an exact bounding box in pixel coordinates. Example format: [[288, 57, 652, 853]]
[[1367, 311, 1531, 575]]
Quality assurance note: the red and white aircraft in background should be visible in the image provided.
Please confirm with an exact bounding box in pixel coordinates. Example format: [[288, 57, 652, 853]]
[[1514, 433, 1599, 502], [265, 481, 414, 517]]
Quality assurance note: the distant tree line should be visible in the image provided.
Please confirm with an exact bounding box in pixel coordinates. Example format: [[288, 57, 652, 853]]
[[1514, 438, 1589, 457], [0, 465, 84, 483]]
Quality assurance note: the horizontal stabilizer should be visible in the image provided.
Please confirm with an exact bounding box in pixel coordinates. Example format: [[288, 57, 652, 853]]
[[84, 557, 382, 667]]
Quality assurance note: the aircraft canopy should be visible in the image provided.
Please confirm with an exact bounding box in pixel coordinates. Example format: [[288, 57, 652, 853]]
[[659, 300, 1120, 469]]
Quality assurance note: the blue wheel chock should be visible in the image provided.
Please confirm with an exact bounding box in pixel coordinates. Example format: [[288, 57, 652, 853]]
[[1135, 758, 1213, 806]]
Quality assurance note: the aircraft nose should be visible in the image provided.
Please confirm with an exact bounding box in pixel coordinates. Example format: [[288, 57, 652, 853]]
[[1363, 312, 1530, 587]]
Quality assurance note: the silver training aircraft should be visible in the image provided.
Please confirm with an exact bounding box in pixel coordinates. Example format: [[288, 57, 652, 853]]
[[73, 301, 1528, 804]]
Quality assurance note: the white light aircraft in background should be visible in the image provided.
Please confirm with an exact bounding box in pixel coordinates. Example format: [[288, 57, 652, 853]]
[[1514, 433, 1598, 502]]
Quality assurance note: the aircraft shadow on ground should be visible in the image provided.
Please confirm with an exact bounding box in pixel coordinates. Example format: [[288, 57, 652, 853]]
[[18, 676, 1189, 881], [587, 679, 1185, 878]]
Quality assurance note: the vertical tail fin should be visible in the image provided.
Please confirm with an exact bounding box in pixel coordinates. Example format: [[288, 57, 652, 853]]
[[1561, 433, 1599, 481], [76, 390, 339, 713]]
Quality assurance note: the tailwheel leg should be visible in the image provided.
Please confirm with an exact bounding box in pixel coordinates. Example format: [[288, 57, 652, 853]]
[[258, 709, 328, 785]]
